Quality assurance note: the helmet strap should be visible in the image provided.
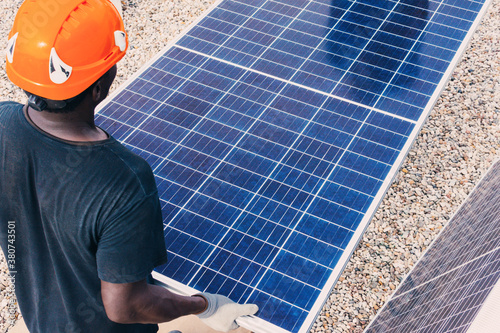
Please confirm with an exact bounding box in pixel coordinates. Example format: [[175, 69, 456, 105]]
[[28, 95, 48, 112]]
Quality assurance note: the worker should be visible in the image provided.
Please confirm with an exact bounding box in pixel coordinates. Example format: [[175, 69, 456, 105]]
[[0, 0, 257, 332]]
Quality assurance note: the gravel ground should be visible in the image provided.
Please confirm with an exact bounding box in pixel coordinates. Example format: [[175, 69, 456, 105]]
[[0, 0, 498, 332]]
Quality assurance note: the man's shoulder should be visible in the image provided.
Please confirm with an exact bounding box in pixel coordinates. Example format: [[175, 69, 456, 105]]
[[0, 102, 23, 133], [0, 101, 22, 119], [105, 141, 158, 196], [0, 101, 22, 108]]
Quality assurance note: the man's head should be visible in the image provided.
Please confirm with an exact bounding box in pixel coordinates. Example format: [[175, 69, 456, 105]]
[[6, 0, 127, 112]]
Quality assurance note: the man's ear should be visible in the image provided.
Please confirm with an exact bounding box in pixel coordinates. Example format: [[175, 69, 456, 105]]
[[92, 80, 103, 102]]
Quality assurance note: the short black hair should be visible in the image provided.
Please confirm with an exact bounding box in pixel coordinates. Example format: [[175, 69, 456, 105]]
[[25, 83, 94, 114]]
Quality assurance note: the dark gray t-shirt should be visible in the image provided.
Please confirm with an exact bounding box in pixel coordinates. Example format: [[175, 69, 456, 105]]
[[0, 102, 168, 332]]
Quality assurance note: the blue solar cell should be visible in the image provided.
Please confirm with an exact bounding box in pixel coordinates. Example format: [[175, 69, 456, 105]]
[[328, 22, 373, 48], [250, 58, 295, 80], [357, 0, 396, 10], [441, 4, 478, 21], [434, 12, 473, 30], [350, 61, 395, 82], [302, 4, 343, 26], [352, 2, 391, 18], [445, 0, 485, 12], [260, 2, 296, 18], [344, 10, 386, 29], [227, 147, 277, 175], [219, 0, 256, 15], [203, 17, 239, 37], [191, 25, 228, 46], [427, 20, 468, 40], [294, 63, 342, 92], [392, 73, 436, 95], [333, 80, 380, 106]]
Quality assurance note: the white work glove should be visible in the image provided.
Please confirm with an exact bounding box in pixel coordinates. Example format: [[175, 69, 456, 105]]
[[195, 293, 258, 332]]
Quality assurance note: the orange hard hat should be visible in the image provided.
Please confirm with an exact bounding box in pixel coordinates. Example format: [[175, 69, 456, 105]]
[[6, 0, 128, 101]]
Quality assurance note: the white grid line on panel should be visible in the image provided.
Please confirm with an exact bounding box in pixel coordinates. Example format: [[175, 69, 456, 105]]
[[118, 78, 411, 150], [162, 248, 318, 310], [101, 107, 387, 199]]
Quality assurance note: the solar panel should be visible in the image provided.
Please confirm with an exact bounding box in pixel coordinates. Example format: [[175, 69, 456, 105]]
[[95, 0, 493, 332], [365, 159, 500, 333]]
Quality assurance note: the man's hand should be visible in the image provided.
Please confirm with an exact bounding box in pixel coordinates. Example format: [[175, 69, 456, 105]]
[[195, 293, 258, 332]]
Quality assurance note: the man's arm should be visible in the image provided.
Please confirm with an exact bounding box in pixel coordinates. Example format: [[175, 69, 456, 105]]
[[101, 279, 207, 324]]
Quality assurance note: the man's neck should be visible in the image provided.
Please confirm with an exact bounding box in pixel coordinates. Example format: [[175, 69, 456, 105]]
[[26, 105, 108, 142]]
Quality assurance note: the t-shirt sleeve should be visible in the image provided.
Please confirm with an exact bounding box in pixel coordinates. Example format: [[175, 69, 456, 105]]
[[96, 192, 168, 284]]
